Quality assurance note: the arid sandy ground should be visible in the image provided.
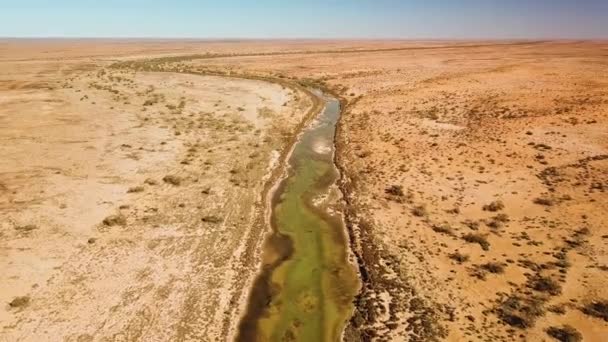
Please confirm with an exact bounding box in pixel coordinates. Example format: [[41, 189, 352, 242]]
[[1, 40, 607, 341], [0, 41, 315, 341]]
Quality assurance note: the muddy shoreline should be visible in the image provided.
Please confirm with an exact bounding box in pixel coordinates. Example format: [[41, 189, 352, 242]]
[[332, 93, 447, 342], [226, 79, 325, 340]]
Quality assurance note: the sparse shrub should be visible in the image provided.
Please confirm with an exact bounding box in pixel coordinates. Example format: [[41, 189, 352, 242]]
[[493, 213, 510, 222], [481, 262, 505, 274], [581, 300, 608, 321], [483, 200, 505, 212], [385, 185, 404, 197], [411, 205, 427, 217], [533, 197, 554, 206], [487, 219, 503, 229], [530, 276, 562, 296], [497, 295, 545, 329], [463, 233, 490, 251], [547, 304, 566, 315], [9, 296, 30, 309], [462, 219, 480, 230], [127, 186, 144, 193], [102, 214, 127, 226], [432, 224, 453, 235], [202, 215, 222, 223], [163, 175, 182, 186], [449, 251, 469, 264], [14, 224, 38, 232], [546, 325, 582, 342], [144, 178, 157, 186]]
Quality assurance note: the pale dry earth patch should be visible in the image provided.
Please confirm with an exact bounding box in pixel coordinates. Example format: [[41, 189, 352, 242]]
[[0, 48, 312, 341]]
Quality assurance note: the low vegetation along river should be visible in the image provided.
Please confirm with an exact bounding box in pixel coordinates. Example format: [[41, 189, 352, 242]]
[[237, 93, 360, 341]]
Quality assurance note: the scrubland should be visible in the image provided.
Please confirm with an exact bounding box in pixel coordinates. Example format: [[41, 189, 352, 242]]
[[1, 39, 607, 341]]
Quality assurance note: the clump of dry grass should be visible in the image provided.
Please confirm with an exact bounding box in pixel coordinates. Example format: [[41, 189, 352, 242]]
[[411, 205, 428, 217], [102, 214, 127, 227], [127, 186, 144, 193], [581, 300, 608, 321], [144, 178, 157, 186], [432, 224, 454, 236], [385, 185, 404, 197], [529, 276, 562, 296], [14, 224, 38, 232], [483, 200, 505, 212], [497, 295, 545, 329], [533, 197, 554, 206], [546, 325, 582, 342], [202, 215, 222, 223], [163, 175, 182, 186], [9, 296, 30, 309], [463, 233, 490, 251], [449, 251, 469, 264], [481, 262, 506, 274]]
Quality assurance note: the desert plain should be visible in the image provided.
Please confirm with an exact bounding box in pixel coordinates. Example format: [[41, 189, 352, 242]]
[[1, 39, 607, 341]]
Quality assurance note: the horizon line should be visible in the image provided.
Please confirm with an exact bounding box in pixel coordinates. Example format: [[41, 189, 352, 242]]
[[1, 36, 606, 41]]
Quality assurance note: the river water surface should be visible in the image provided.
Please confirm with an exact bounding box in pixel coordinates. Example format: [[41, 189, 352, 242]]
[[237, 94, 360, 341]]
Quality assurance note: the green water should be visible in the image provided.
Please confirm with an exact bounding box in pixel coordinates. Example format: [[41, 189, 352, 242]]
[[237, 97, 359, 341]]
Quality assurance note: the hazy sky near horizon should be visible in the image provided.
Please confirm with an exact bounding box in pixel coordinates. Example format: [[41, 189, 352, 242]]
[[1, 0, 607, 39]]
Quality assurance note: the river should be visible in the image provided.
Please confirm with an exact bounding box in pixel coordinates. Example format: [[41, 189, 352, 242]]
[[237, 92, 360, 341]]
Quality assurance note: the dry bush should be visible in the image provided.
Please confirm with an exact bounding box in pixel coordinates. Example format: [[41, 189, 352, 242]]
[[449, 251, 469, 264], [483, 200, 505, 212], [144, 178, 158, 186], [481, 262, 506, 274], [463, 233, 490, 251], [529, 276, 562, 296], [432, 224, 454, 236], [497, 295, 545, 329], [14, 224, 38, 232], [9, 296, 30, 309], [102, 214, 127, 227], [202, 215, 222, 223], [493, 213, 510, 223], [581, 300, 608, 321], [385, 185, 404, 197], [533, 197, 554, 206], [546, 325, 582, 342], [163, 175, 182, 186], [127, 186, 144, 193], [411, 205, 428, 217]]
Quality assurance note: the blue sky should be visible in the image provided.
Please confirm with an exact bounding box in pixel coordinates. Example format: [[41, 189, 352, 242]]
[[1, 0, 606, 39]]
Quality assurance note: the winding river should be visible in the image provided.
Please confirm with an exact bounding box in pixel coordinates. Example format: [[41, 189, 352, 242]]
[[237, 92, 359, 341]]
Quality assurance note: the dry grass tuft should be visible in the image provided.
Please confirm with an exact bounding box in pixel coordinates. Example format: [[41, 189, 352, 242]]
[[581, 300, 608, 321], [529, 276, 562, 296], [127, 186, 144, 193], [9, 296, 30, 309], [463, 233, 490, 251], [14, 224, 38, 232], [162, 175, 182, 186], [102, 214, 127, 227], [483, 200, 505, 212], [546, 325, 582, 342]]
